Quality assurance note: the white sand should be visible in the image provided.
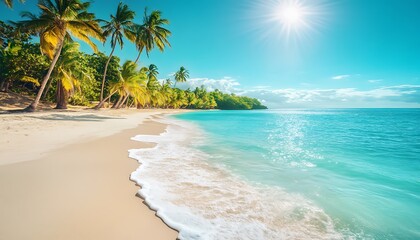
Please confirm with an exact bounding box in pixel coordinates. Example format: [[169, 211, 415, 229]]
[[0, 109, 182, 239]]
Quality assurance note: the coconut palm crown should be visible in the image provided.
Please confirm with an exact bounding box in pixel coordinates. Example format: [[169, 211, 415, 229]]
[[133, 8, 171, 64], [174, 66, 189, 87]]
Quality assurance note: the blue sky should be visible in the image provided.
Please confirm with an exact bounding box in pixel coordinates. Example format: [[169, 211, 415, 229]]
[[2, 0, 420, 108]]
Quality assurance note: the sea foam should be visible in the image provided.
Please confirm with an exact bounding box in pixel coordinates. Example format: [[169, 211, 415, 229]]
[[129, 117, 344, 240]]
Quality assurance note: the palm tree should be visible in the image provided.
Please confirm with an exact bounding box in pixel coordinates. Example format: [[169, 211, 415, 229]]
[[146, 64, 159, 81], [133, 9, 171, 64], [144, 64, 164, 108], [52, 41, 91, 109], [185, 89, 197, 108], [164, 78, 172, 87], [3, 0, 24, 8], [159, 79, 173, 108], [169, 88, 188, 109], [99, 2, 135, 102], [95, 61, 147, 109], [18, 0, 104, 111], [174, 66, 189, 87]]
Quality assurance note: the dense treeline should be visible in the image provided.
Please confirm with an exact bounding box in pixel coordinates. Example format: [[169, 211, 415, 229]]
[[212, 91, 267, 110], [0, 1, 266, 111]]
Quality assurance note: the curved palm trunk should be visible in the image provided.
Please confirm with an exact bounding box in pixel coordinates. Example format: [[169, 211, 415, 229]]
[[117, 94, 129, 109], [124, 96, 130, 108], [55, 80, 68, 109], [41, 77, 53, 100], [100, 45, 116, 102], [94, 90, 118, 109], [134, 48, 143, 64], [0, 78, 7, 92], [137, 101, 147, 109], [25, 40, 64, 112], [112, 95, 123, 108], [1, 78, 11, 92]]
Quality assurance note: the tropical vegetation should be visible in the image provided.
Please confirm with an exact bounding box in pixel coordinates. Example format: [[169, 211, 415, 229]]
[[174, 66, 189, 87], [99, 2, 135, 102], [133, 8, 171, 64], [16, 0, 104, 111], [0, 1, 266, 111]]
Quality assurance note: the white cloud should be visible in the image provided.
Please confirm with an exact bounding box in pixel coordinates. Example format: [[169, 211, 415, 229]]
[[331, 75, 350, 80], [368, 79, 383, 83], [243, 85, 420, 108], [177, 76, 420, 108], [177, 77, 241, 93]]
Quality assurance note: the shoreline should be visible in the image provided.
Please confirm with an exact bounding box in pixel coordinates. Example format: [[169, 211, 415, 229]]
[[0, 109, 181, 240]]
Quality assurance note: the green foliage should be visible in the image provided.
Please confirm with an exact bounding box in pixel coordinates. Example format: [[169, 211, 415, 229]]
[[52, 43, 99, 106], [106, 60, 148, 109], [0, 36, 49, 93], [174, 66, 189, 87], [102, 2, 136, 49], [211, 90, 267, 110], [88, 53, 120, 97], [20, 76, 40, 86], [0, 20, 31, 47], [99, 2, 136, 101], [17, 0, 104, 59], [73, 54, 100, 104], [134, 8, 171, 63]]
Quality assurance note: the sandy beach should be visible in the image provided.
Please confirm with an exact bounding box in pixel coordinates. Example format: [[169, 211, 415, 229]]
[[0, 109, 180, 240]]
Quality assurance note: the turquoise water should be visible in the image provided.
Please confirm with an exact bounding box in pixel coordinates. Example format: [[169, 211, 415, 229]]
[[175, 109, 420, 239]]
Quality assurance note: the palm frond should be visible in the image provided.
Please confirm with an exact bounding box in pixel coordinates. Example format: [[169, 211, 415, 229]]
[[21, 76, 40, 86], [18, 0, 103, 57], [101, 2, 135, 49], [3, 0, 25, 8]]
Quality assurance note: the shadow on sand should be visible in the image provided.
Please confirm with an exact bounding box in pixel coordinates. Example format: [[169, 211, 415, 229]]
[[28, 113, 124, 122]]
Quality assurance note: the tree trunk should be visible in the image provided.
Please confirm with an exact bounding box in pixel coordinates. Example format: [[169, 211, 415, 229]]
[[124, 96, 130, 108], [134, 48, 143, 64], [117, 94, 129, 109], [0, 78, 5, 92], [136, 101, 145, 109], [3, 79, 11, 92], [41, 77, 54, 100], [112, 95, 123, 108], [26, 40, 64, 112], [100, 46, 116, 102], [55, 80, 68, 109], [94, 90, 118, 109], [129, 99, 135, 108]]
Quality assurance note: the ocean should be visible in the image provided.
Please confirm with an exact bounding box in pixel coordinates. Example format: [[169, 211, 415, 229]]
[[130, 109, 420, 240]]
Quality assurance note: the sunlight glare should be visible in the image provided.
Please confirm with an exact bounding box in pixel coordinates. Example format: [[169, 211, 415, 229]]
[[248, 0, 326, 44], [273, 0, 311, 40], [279, 4, 304, 25]]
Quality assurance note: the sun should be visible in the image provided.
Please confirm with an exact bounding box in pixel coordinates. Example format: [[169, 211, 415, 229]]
[[247, 0, 325, 44], [274, 1, 310, 37], [280, 4, 304, 25], [244, 0, 327, 46]]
